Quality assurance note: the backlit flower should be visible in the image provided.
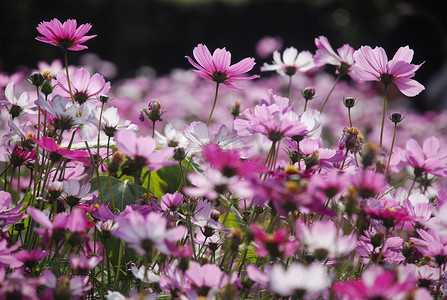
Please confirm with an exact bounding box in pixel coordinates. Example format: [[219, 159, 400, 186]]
[[36, 18, 97, 51], [261, 47, 315, 76], [185, 43, 259, 89], [55, 68, 110, 104], [314, 36, 355, 74], [352, 45, 424, 97]]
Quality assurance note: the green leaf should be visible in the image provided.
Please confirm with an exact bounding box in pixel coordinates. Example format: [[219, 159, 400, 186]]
[[220, 212, 240, 228], [156, 164, 183, 194], [90, 176, 146, 211], [143, 171, 167, 199]]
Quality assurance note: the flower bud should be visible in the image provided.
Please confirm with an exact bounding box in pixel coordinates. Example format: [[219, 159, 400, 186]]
[[230, 101, 241, 117], [361, 143, 380, 167], [301, 87, 316, 100], [343, 97, 357, 108], [173, 147, 186, 161], [389, 113, 404, 124], [147, 99, 163, 123], [29, 73, 45, 87], [40, 80, 54, 96], [98, 95, 110, 103], [108, 151, 125, 175]]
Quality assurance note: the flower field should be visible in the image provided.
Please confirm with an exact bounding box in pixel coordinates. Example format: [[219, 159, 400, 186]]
[[0, 18, 446, 299]]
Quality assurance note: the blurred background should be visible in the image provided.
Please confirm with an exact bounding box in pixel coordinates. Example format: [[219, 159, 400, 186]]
[[1, 0, 447, 110]]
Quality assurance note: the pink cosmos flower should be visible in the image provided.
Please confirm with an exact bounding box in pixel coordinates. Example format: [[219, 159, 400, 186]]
[[185, 43, 259, 89], [32, 137, 90, 164], [35, 18, 97, 51], [112, 210, 186, 256], [251, 225, 296, 259], [182, 121, 244, 154], [352, 45, 424, 97], [314, 35, 355, 74], [69, 253, 101, 275], [234, 90, 307, 141], [296, 220, 357, 259], [0, 191, 27, 227], [333, 265, 417, 300], [261, 47, 315, 76], [27, 207, 68, 245], [114, 129, 174, 171], [55, 68, 110, 104], [184, 166, 253, 200], [184, 263, 229, 299], [7, 144, 36, 167], [256, 36, 283, 58], [14, 248, 48, 269], [404, 136, 447, 177], [202, 143, 265, 177]]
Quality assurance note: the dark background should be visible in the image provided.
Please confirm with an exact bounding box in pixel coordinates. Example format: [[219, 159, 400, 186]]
[[1, 0, 447, 109]]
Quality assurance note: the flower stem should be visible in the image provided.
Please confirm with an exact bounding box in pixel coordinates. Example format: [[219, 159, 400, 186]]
[[303, 99, 308, 112], [320, 74, 341, 113], [64, 49, 75, 104], [287, 75, 292, 99], [386, 123, 398, 174], [379, 85, 388, 148], [207, 83, 220, 126], [348, 108, 353, 127]]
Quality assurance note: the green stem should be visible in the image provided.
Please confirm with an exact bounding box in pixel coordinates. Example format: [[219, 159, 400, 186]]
[[108, 173, 116, 211], [379, 85, 388, 148], [114, 241, 124, 290], [152, 121, 156, 139], [287, 75, 292, 99], [64, 49, 75, 103], [386, 123, 397, 174], [303, 99, 308, 112], [206, 83, 220, 126], [320, 74, 341, 113], [348, 108, 353, 127], [97, 102, 105, 168], [85, 142, 104, 204]]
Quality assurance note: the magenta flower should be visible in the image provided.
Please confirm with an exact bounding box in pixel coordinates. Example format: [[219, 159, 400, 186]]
[[32, 137, 90, 165], [185, 43, 259, 89], [352, 45, 424, 97], [36, 18, 97, 51], [314, 36, 355, 74], [7, 144, 36, 167], [333, 266, 416, 300], [251, 225, 296, 259], [55, 68, 110, 104]]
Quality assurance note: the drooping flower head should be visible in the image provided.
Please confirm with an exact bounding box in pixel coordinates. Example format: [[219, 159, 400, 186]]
[[185, 43, 259, 89], [36, 18, 97, 51], [314, 35, 355, 74], [352, 45, 424, 97]]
